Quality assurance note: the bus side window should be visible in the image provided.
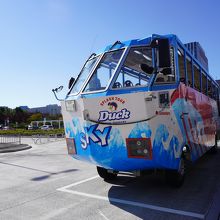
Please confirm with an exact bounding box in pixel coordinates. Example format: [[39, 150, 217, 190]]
[[186, 56, 193, 87], [178, 48, 186, 84], [207, 78, 212, 98], [193, 64, 201, 91], [212, 84, 217, 100], [217, 88, 220, 116], [201, 72, 207, 95]]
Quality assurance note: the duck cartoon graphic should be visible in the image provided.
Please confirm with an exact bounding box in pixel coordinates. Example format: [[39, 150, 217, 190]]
[[108, 102, 118, 111]]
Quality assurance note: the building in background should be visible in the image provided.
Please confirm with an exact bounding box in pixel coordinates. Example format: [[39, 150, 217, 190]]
[[184, 42, 209, 72], [20, 104, 61, 115]]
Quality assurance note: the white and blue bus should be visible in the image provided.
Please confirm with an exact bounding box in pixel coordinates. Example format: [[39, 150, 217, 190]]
[[54, 34, 220, 186]]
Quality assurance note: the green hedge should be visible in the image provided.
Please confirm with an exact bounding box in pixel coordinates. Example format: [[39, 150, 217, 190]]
[[0, 128, 65, 136]]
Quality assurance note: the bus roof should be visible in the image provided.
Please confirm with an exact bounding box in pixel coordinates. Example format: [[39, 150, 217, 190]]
[[96, 34, 218, 88]]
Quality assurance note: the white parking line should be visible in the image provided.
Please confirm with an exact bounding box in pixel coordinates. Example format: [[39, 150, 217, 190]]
[[57, 176, 205, 219], [57, 175, 99, 190], [98, 210, 110, 220]]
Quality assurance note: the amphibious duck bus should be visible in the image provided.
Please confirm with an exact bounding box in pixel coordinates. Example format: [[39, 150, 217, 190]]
[[54, 34, 220, 186]]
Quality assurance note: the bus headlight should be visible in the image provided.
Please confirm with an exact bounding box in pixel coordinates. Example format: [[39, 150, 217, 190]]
[[65, 100, 76, 112]]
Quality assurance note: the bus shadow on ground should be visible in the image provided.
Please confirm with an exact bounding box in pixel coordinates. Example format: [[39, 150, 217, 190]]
[[108, 149, 220, 219], [31, 168, 78, 181]]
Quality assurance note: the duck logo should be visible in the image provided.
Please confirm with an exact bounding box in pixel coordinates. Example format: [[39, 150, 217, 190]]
[[98, 108, 131, 122], [108, 102, 118, 111]]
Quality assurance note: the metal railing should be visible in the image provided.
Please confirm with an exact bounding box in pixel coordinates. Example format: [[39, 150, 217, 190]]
[[32, 133, 65, 144], [0, 135, 21, 144]]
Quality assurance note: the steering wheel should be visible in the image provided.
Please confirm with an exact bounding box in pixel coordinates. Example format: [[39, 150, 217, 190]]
[[113, 82, 122, 88], [124, 80, 133, 87]]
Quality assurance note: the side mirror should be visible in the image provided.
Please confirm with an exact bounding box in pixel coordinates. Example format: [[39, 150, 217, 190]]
[[150, 38, 171, 69], [52, 86, 64, 101], [140, 64, 154, 74], [52, 85, 63, 93], [68, 77, 75, 89], [158, 39, 171, 69]]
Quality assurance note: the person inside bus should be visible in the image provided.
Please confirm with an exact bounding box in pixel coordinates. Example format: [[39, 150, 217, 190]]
[[208, 86, 212, 97], [88, 73, 101, 91], [213, 90, 216, 99], [187, 80, 192, 87], [180, 77, 186, 84]]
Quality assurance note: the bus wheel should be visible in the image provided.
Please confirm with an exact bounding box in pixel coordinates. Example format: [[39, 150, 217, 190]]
[[210, 135, 218, 154], [165, 157, 185, 187], [97, 166, 118, 181]]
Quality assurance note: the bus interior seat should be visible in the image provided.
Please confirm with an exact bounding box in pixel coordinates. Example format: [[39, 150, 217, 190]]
[[156, 77, 165, 82], [113, 82, 122, 88], [124, 80, 133, 87]]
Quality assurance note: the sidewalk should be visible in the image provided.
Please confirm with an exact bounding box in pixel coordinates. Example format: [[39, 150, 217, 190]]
[[0, 143, 32, 153]]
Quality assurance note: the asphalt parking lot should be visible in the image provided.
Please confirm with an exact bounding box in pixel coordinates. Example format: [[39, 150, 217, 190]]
[[0, 138, 219, 220]]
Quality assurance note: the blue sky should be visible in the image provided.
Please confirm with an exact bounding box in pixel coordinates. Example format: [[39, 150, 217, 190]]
[[0, 0, 220, 108]]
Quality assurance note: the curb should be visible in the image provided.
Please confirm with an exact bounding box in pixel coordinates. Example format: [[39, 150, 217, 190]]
[[0, 144, 32, 153]]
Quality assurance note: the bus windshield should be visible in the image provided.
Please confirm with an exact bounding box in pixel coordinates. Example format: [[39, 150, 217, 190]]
[[113, 46, 154, 88], [83, 49, 124, 92], [70, 55, 100, 94]]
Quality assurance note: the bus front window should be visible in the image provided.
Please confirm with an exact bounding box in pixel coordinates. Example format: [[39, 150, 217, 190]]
[[83, 49, 124, 92], [70, 55, 100, 94], [113, 47, 153, 88]]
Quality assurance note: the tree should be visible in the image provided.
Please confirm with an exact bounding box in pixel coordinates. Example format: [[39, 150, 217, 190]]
[[12, 107, 29, 124], [0, 107, 12, 125], [27, 113, 43, 123]]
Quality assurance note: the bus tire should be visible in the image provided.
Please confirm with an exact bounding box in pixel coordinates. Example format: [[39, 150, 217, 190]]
[[210, 135, 218, 154], [97, 166, 117, 180], [165, 157, 185, 187]]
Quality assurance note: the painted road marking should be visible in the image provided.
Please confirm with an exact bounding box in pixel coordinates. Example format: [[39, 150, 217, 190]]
[[98, 210, 110, 220], [58, 175, 99, 190], [57, 176, 205, 219]]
